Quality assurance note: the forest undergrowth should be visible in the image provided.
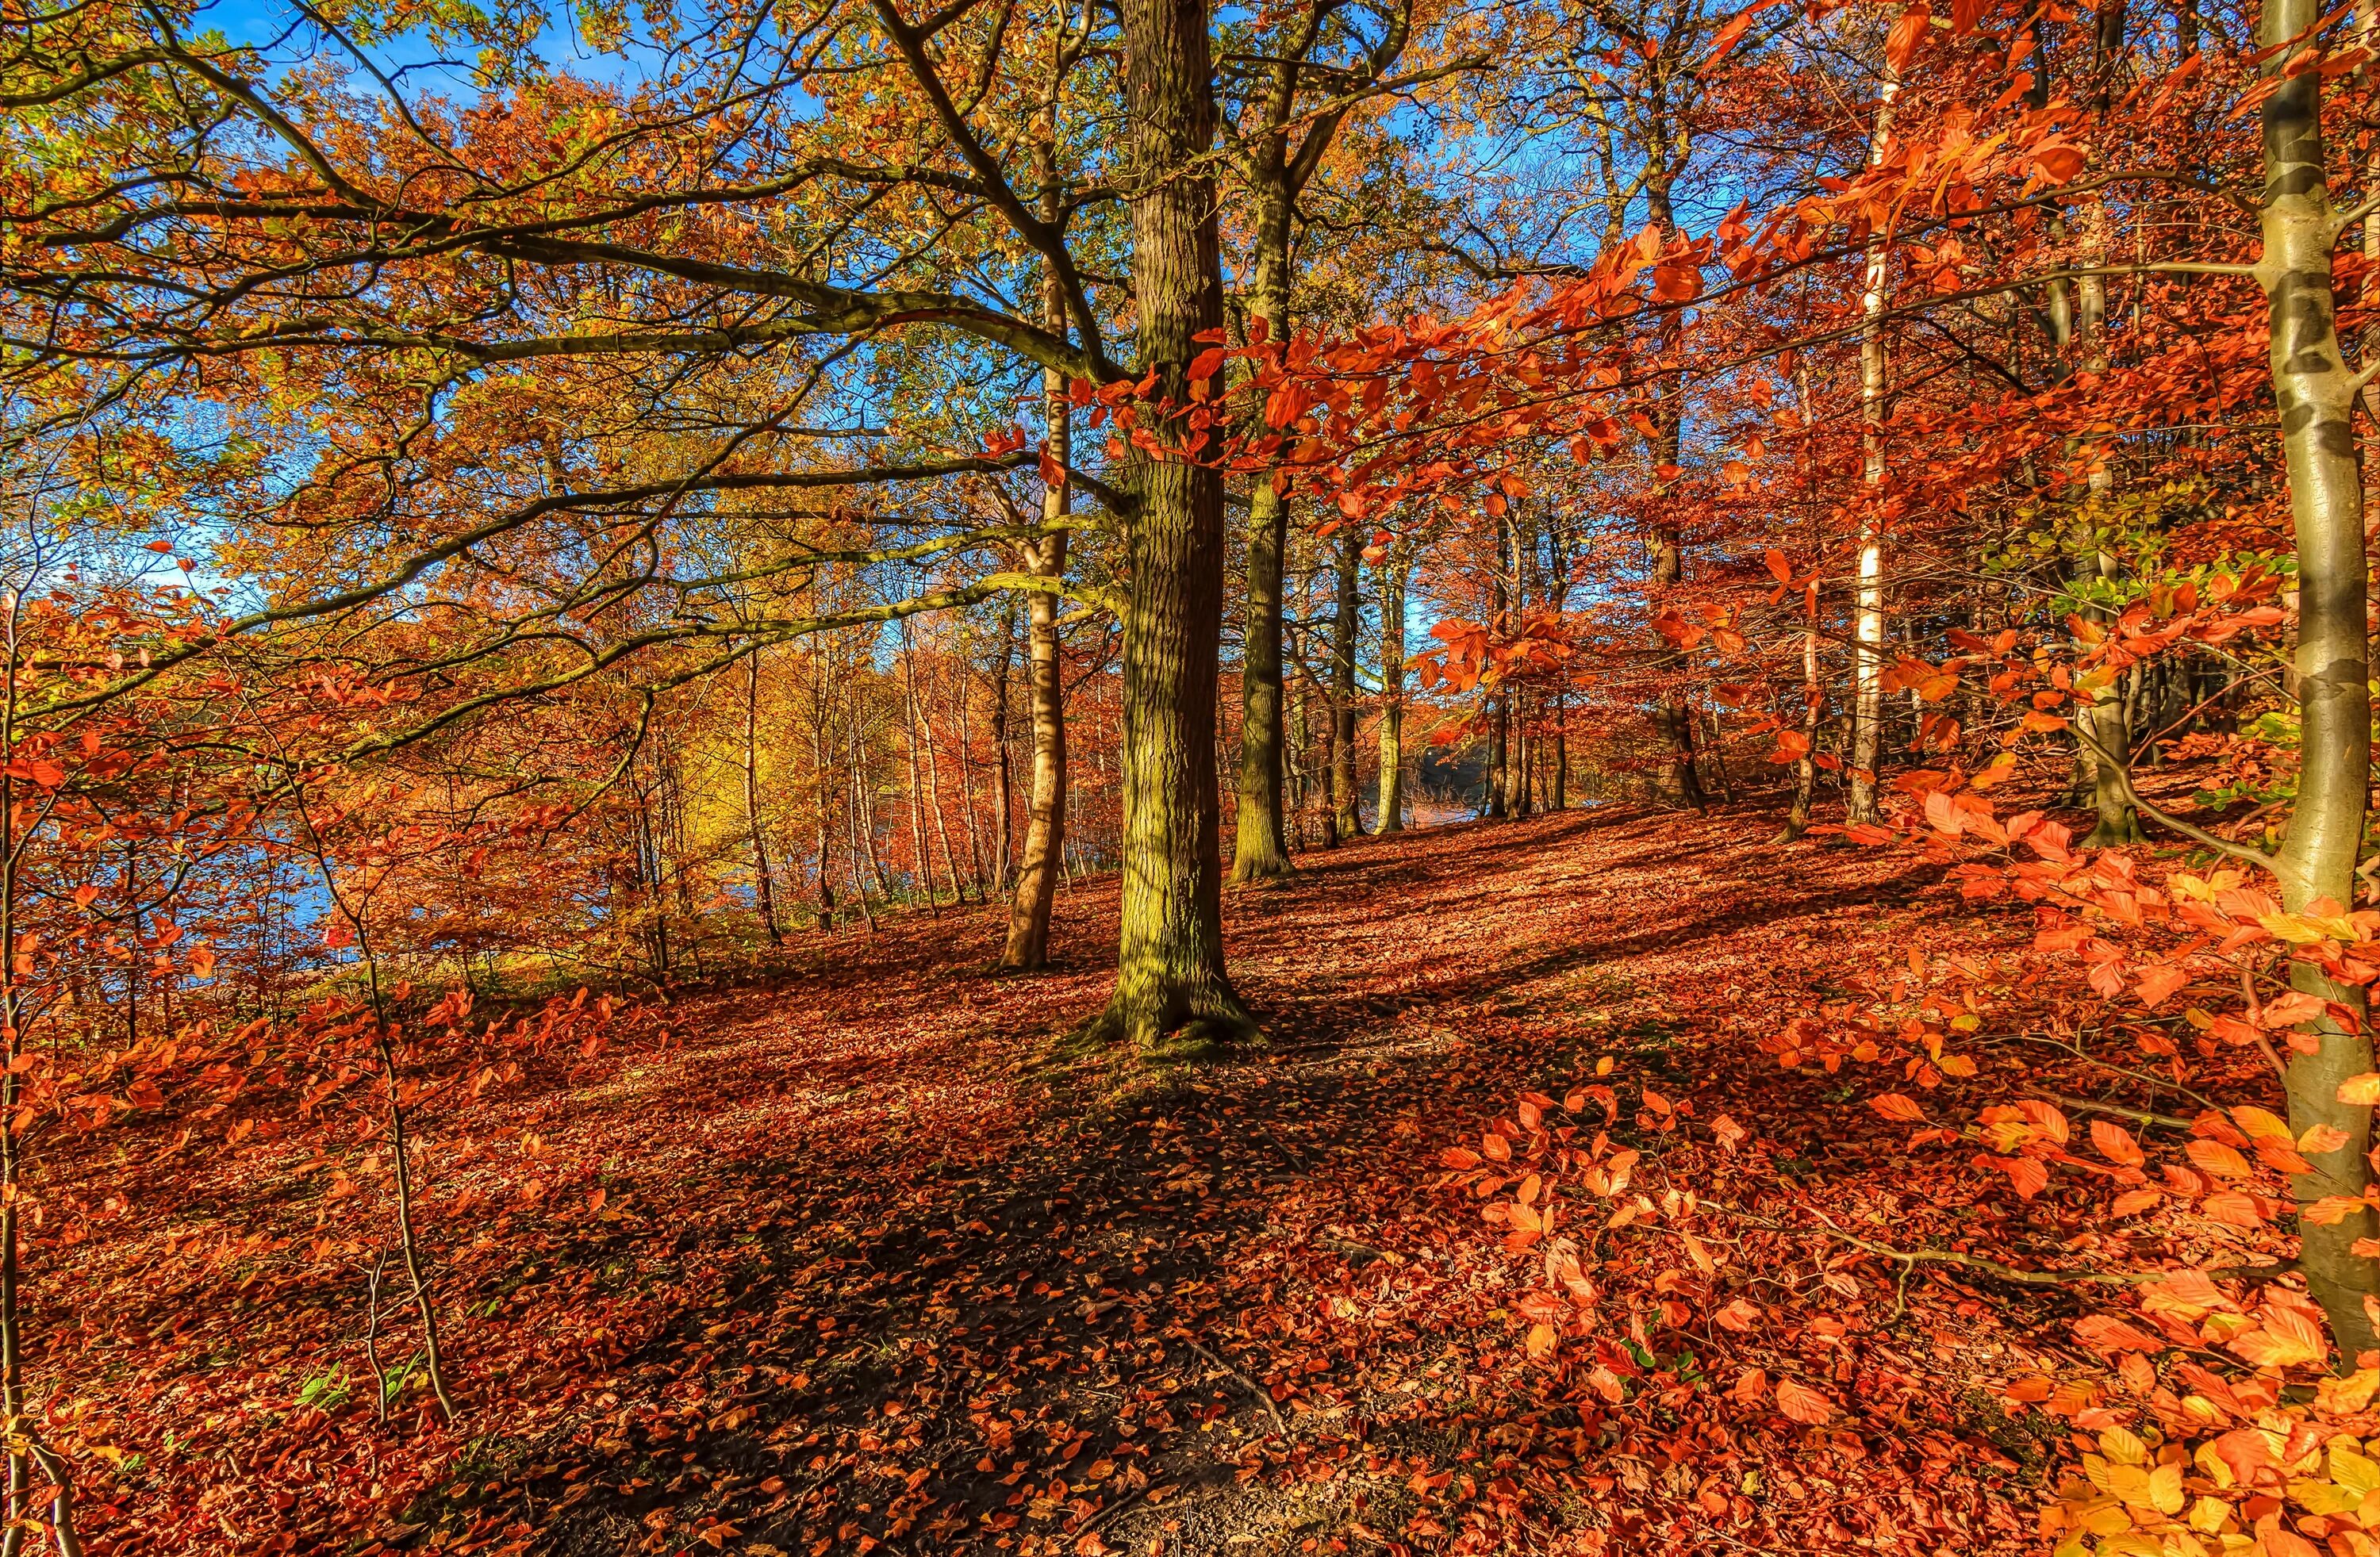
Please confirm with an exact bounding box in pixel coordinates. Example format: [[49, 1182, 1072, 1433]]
[[40, 800, 2188, 1557]]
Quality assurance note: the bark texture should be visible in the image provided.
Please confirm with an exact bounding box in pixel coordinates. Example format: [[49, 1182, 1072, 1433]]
[[2258, 0, 2378, 1360], [1086, 0, 1253, 1053], [1001, 75, 1075, 972], [1330, 526, 1361, 840], [1376, 554, 1406, 833], [1845, 63, 1900, 826]]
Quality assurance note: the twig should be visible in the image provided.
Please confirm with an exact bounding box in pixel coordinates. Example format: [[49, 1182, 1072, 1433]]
[[2073, 723, 2296, 884], [1986, 1032, 2226, 1110], [1710, 1204, 2147, 1290], [1810, 1220, 2138, 1287], [19, 1436, 81, 1557], [363, 1249, 390, 1425], [1260, 1123, 1311, 1171], [1077, 1481, 1150, 1540], [1180, 1338, 1288, 1435], [2041, 1092, 2192, 1129], [2239, 969, 2290, 1086], [1316, 1230, 1405, 1267]]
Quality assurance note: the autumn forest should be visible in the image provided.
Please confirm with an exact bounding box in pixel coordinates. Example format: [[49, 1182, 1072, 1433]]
[[0, 0, 2376, 1550]]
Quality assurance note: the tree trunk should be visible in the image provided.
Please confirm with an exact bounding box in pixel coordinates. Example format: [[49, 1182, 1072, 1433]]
[[846, 727, 881, 934], [1230, 132, 1297, 882], [2258, 0, 2377, 1359], [810, 704, 837, 932], [1330, 524, 1361, 840], [1778, 365, 1822, 842], [2075, 25, 2144, 845], [954, 674, 989, 898], [1488, 516, 1511, 818], [1085, 0, 1253, 1054], [991, 606, 1017, 891], [745, 648, 783, 947], [907, 626, 967, 906], [1502, 509, 1533, 819], [899, 632, 939, 916], [1845, 60, 1901, 827], [1002, 73, 1075, 970], [1376, 554, 1406, 833]]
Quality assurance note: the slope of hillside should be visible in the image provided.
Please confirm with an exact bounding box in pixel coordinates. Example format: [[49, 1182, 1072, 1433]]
[[50, 807, 2090, 1555]]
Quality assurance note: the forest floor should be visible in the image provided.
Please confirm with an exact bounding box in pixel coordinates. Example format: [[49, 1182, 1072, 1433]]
[[52, 800, 2150, 1557]]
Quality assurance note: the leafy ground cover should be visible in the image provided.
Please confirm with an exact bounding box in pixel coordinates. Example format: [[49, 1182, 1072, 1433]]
[[42, 804, 2207, 1555]]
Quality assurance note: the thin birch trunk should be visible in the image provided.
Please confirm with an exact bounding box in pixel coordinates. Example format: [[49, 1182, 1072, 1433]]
[[1845, 59, 1901, 826]]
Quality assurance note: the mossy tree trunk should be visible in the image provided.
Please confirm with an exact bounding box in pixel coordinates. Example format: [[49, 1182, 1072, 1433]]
[[1087, 0, 1255, 1053]]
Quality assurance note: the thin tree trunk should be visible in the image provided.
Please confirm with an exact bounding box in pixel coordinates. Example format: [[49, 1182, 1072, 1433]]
[[1376, 554, 1407, 833], [810, 700, 837, 932], [954, 673, 989, 899], [848, 724, 881, 933], [992, 604, 1017, 891], [745, 648, 783, 947], [1330, 524, 1361, 840], [899, 639, 939, 916], [1004, 66, 1074, 969], [1845, 59, 1901, 826], [1488, 519, 1511, 819], [1779, 363, 1823, 841], [2076, 10, 2144, 844], [910, 631, 968, 905], [1233, 474, 1295, 878]]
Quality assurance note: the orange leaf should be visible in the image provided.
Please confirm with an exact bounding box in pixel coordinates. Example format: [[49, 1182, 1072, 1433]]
[[2228, 1306, 2328, 1370], [2134, 964, 2190, 1010], [2185, 1139, 2253, 1179], [2073, 1314, 2164, 1354], [1869, 1093, 1927, 1124], [1775, 1378, 1835, 1424], [1885, 2, 1931, 71], [2090, 1119, 2144, 1168]]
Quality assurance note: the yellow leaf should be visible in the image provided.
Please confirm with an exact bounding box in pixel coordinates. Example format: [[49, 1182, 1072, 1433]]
[[2260, 913, 2333, 945], [2232, 1106, 2291, 1140], [2333, 1443, 2380, 1496], [2099, 1425, 2150, 1466], [2290, 1475, 2360, 1514], [2105, 1463, 2152, 1506], [2340, 1074, 2380, 1106], [2148, 1461, 2184, 1516], [2083, 1498, 2132, 1536]]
